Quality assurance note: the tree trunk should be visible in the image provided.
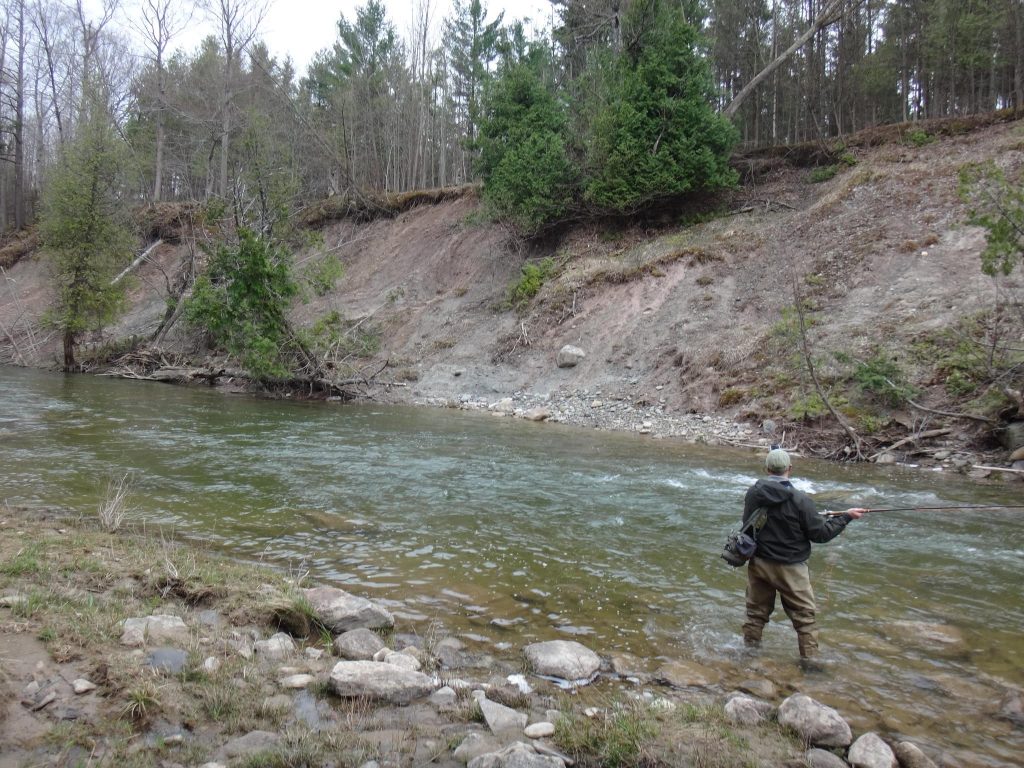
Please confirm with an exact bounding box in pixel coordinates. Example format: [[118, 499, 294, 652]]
[[14, 0, 26, 230], [724, 0, 848, 120], [63, 330, 76, 369]]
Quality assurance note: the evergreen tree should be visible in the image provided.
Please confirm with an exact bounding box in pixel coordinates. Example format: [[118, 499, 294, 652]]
[[583, 0, 738, 212], [40, 95, 134, 369], [477, 47, 576, 233]]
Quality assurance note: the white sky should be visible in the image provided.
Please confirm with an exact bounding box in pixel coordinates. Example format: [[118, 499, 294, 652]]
[[110, 0, 555, 75]]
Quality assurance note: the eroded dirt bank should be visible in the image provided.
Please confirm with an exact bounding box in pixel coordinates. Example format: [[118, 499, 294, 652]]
[[1, 119, 1023, 472]]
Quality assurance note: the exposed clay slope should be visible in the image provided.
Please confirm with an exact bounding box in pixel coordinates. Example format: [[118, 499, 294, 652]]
[[1, 120, 1021, 456]]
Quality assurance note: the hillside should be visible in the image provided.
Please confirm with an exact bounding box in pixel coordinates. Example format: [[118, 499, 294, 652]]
[[1, 118, 1022, 469]]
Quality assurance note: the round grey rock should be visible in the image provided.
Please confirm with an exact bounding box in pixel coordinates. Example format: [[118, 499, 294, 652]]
[[523, 640, 600, 681], [334, 628, 387, 660], [777, 693, 852, 748], [848, 732, 896, 768]]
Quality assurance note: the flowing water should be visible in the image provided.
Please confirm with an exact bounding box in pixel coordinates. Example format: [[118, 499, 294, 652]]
[[1, 366, 1021, 764]]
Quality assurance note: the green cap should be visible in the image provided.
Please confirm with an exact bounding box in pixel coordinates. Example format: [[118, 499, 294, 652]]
[[765, 448, 791, 474]]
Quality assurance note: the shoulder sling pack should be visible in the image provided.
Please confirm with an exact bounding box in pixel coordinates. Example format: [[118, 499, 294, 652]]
[[721, 506, 770, 567]]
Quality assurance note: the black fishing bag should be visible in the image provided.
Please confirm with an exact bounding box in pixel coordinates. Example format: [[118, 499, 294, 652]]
[[721, 507, 769, 567]]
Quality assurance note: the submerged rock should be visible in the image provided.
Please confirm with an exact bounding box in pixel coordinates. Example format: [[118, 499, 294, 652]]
[[848, 732, 896, 768], [655, 660, 719, 688], [777, 693, 852, 748], [303, 586, 394, 632], [523, 640, 600, 682]]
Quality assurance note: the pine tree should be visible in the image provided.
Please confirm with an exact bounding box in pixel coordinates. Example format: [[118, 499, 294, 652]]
[[40, 95, 134, 369]]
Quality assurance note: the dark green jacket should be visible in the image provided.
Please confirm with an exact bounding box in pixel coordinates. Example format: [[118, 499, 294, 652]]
[[742, 477, 851, 564]]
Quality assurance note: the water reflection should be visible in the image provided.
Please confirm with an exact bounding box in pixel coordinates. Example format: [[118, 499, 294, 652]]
[[1, 366, 1022, 764]]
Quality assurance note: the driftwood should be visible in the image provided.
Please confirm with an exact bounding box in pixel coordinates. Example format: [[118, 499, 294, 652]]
[[868, 428, 951, 461], [972, 465, 1024, 475]]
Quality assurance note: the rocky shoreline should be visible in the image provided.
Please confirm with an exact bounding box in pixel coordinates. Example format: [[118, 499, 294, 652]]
[[1, 506, 992, 768], [403, 386, 1012, 478]]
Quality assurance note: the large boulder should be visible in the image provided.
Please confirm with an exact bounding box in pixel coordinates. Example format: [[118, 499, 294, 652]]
[[777, 694, 852, 748], [556, 345, 586, 369], [467, 742, 565, 768], [523, 640, 600, 682], [334, 627, 387, 660], [893, 742, 938, 768], [303, 586, 394, 632], [328, 660, 434, 705], [848, 732, 896, 768]]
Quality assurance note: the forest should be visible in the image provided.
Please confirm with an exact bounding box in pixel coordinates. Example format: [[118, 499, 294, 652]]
[[0, 0, 1019, 230]]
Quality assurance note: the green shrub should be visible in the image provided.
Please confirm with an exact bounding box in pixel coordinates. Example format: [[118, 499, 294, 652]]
[[509, 257, 557, 307], [810, 165, 839, 183], [184, 230, 299, 381], [906, 129, 934, 147], [301, 255, 344, 298], [853, 354, 917, 406]]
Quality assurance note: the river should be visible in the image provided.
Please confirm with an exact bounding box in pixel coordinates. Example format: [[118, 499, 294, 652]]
[[1, 366, 1021, 765]]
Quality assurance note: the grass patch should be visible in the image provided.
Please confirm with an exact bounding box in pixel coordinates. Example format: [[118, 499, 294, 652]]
[[554, 699, 660, 768], [1, 542, 46, 576], [810, 165, 839, 183]]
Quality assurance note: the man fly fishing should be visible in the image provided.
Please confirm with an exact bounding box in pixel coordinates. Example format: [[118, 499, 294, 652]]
[[741, 447, 866, 663]]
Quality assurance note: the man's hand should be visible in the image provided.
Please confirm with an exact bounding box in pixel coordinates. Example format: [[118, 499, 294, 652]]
[[844, 507, 868, 520]]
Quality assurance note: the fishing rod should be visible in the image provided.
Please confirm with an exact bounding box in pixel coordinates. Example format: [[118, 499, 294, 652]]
[[822, 504, 1024, 516]]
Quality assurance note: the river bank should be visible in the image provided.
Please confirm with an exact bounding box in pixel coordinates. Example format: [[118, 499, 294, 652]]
[[0, 504, 969, 768]]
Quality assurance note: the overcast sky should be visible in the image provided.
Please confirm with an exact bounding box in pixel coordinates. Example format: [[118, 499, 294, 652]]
[[111, 0, 554, 75]]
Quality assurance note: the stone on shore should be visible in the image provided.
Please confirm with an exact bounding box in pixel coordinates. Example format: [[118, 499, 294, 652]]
[[217, 730, 280, 760], [303, 586, 394, 632], [329, 660, 434, 705], [556, 345, 586, 369], [777, 694, 852, 748], [805, 748, 849, 768], [334, 627, 387, 660], [120, 614, 188, 647], [474, 691, 528, 734], [724, 694, 773, 726], [467, 741, 565, 768], [383, 650, 422, 671], [848, 732, 897, 768], [453, 732, 502, 763], [523, 407, 551, 422], [255, 632, 295, 660], [279, 673, 315, 689], [893, 741, 938, 768], [72, 679, 97, 694], [524, 722, 555, 739], [523, 640, 600, 682]]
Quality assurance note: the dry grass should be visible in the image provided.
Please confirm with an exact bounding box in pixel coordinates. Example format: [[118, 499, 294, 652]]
[[97, 473, 133, 532]]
